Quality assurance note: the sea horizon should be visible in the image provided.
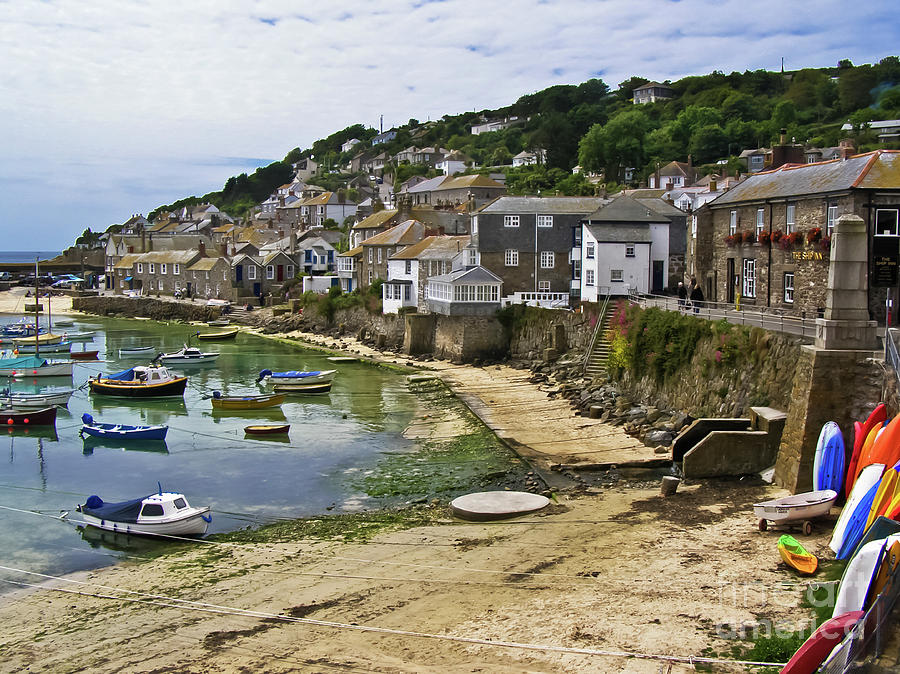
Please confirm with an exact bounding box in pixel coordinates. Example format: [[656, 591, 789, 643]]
[[0, 250, 63, 264]]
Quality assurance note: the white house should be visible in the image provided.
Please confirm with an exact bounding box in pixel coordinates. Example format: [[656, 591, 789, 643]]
[[512, 149, 546, 167], [341, 138, 361, 153], [436, 150, 469, 176], [580, 195, 671, 300], [382, 235, 470, 314]]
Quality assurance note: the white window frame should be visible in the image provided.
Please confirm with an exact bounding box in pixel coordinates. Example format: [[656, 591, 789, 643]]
[[572, 259, 581, 280], [585, 242, 595, 259], [786, 204, 796, 234], [287, 265, 294, 277], [505, 249, 519, 266], [266, 265, 275, 280], [504, 215, 520, 228], [538, 280, 550, 292], [377, 248, 382, 263], [827, 204, 838, 235], [625, 244, 635, 258], [466, 249, 479, 266], [610, 269, 623, 282], [149, 263, 155, 274], [742, 258, 756, 298], [875, 209, 899, 237], [471, 216, 479, 235], [585, 269, 595, 286], [137, 263, 143, 274], [756, 208, 765, 237], [248, 265, 256, 280], [784, 272, 794, 304], [540, 251, 554, 269], [174, 264, 180, 274], [405, 260, 412, 274], [368, 248, 373, 263], [537, 215, 553, 228], [368, 270, 373, 284], [729, 210, 737, 236], [161, 263, 167, 275]]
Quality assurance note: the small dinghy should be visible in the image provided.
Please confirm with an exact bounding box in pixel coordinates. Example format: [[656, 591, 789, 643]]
[[210, 391, 284, 410], [196, 329, 238, 341], [272, 382, 332, 394], [0, 406, 57, 426], [257, 368, 336, 385], [1, 388, 75, 408], [76, 488, 211, 536], [155, 345, 219, 364], [781, 611, 864, 674], [118, 345, 157, 358], [753, 489, 837, 535], [778, 534, 818, 575], [244, 424, 291, 435], [70, 350, 99, 360], [80, 413, 168, 441]]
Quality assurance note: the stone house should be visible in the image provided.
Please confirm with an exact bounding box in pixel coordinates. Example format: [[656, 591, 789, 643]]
[[648, 160, 699, 189], [474, 196, 608, 302], [350, 209, 401, 248], [186, 256, 233, 301], [112, 253, 143, 294], [129, 249, 204, 297], [632, 81, 675, 104], [231, 250, 297, 302], [383, 235, 470, 314], [337, 246, 362, 293], [358, 220, 426, 288], [693, 149, 900, 322], [580, 195, 673, 300], [430, 174, 506, 209]]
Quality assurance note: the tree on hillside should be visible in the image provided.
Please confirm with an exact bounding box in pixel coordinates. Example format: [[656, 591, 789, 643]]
[[578, 109, 651, 180], [838, 64, 878, 112]]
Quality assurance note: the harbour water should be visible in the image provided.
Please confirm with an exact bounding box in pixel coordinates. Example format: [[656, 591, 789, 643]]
[[0, 314, 515, 584]]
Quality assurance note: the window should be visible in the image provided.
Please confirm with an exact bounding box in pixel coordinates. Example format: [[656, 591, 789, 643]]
[[784, 272, 794, 303], [756, 208, 765, 237], [786, 204, 796, 234], [827, 204, 838, 235], [466, 248, 479, 266], [173, 498, 186, 509], [140, 504, 164, 517], [625, 244, 635, 258], [540, 251, 554, 268], [173, 264, 180, 275], [377, 248, 383, 263], [585, 269, 595, 286], [266, 265, 274, 280], [505, 249, 519, 266], [368, 248, 373, 263], [287, 265, 294, 277], [471, 216, 479, 234], [537, 215, 553, 228], [585, 242, 595, 259], [405, 260, 412, 274], [572, 259, 581, 280], [317, 205, 325, 215], [403, 285, 411, 301], [161, 263, 167, 274], [504, 215, 520, 228], [205, 271, 210, 280], [538, 280, 550, 292], [742, 258, 756, 298], [137, 263, 143, 274], [149, 263, 155, 274], [368, 270, 373, 284], [610, 269, 623, 282], [247, 265, 256, 280], [729, 210, 737, 236], [875, 209, 899, 237]]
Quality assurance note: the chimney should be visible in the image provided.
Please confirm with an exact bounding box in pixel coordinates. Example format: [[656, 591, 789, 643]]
[[666, 180, 674, 191], [839, 138, 857, 160], [654, 162, 660, 189], [709, 177, 717, 192], [687, 154, 692, 168], [780, 128, 787, 145], [198, 240, 206, 257]]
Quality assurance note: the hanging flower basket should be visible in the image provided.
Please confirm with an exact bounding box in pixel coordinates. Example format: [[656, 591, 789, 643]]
[[780, 231, 803, 250], [771, 230, 784, 244], [740, 229, 756, 244], [724, 235, 736, 247], [758, 231, 771, 245], [807, 227, 822, 245], [819, 235, 832, 251]]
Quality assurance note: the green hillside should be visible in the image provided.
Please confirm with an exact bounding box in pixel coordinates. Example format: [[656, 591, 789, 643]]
[[146, 56, 900, 222]]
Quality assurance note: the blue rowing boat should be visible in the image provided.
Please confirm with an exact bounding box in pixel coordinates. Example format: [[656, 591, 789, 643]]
[[79, 413, 169, 441]]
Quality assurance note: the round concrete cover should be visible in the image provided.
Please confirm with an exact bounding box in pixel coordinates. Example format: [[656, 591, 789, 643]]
[[451, 491, 550, 521]]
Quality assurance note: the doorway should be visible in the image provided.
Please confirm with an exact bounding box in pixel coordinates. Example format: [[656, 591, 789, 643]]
[[726, 258, 735, 304]]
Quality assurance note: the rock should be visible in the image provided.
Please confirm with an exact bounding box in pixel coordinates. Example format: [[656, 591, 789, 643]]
[[644, 430, 673, 446], [654, 445, 669, 455]]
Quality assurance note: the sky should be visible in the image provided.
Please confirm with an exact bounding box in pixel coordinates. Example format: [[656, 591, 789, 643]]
[[1, 0, 898, 250]]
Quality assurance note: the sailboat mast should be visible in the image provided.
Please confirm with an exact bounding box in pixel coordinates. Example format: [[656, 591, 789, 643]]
[[34, 258, 40, 358]]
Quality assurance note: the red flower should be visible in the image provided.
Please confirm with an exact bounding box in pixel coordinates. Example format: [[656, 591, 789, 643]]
[[758, 231, 771, 244], [741, 229, 756, 244], [807, 227, 822, 244]]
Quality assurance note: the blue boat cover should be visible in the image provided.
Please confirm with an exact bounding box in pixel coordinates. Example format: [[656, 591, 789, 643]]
[[81, 495, 145, 523], [105, 367, 136, 381], [270, 370, 322, 378]]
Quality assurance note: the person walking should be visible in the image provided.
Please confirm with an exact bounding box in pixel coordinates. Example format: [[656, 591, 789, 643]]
[[689, 279, 704, 314], [677, 281, 687, 310]]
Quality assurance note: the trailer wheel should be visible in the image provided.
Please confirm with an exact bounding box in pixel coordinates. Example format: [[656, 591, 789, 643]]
[[802, 520, 812, 536], [758, 518, 767, 531]]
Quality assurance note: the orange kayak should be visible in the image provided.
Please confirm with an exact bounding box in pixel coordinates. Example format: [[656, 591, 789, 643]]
[[778, 534, 818, 575]]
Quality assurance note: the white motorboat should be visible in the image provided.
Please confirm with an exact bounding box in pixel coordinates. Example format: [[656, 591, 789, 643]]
[[156, 345, 219, 364], [1, 388, 75, 408], [0, 356, 73, 378], [256, 368, 336, 385], [76, 490, 211, 536], [63, 330, 95, 341]]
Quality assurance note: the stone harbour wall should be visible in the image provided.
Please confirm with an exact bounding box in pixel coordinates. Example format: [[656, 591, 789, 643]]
[[73, 296, 222, 322]]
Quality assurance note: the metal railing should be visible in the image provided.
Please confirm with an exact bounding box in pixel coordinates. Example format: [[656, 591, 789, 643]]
[[627, 290, 820, 340], [885, 328, 900, 394], [819, 548, 900, 673], [582, 288, 612, 373]]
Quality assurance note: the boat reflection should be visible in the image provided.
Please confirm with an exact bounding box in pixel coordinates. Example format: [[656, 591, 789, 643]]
[[207, 407, 288, 422], [90, 398, 188, 421], [81, 436, 169, 455], [76, 524, 175, 554], [3, 426, 59, 441]]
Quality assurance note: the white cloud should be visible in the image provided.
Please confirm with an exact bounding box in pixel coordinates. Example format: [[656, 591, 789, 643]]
[[0, 0, 896, 244]]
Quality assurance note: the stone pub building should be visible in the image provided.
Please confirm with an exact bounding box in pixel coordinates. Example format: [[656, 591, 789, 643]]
[[693, 150, 900, 323]]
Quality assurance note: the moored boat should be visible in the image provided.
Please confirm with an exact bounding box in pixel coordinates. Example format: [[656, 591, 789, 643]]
[[271, 381, 332, 394], [64, 330, 96, 341], [1, 388, 75, 408], [244, 423, 291, 435], [0, 406, 57, 426], [118, 345, 157, 358], [76, 489, 211, 536], [210, 391, 285, 410], [89, 365, 188, 398], [257, 368, 336, 385], [0, 355, 73, 378], [70, 350, 100, 360], [80, 413, 168, 440], [15, 340, 72, 353], [196, 328, 238, 340], [155, 345, 219, 364]]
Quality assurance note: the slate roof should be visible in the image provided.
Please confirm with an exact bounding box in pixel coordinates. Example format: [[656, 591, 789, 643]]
[[709, 150, 900, 206], [133, 249, 201, 265], [361, 220, 423, 246], [187, 257, 226, 271], [585, 224, 653, 243], [636, 198, 686, 217], [584, 194, 672, 223], [407, 176, 448, 193], [113, 253, 143, 269], [434, 174, 504, 191], [479, 196, 608, 215], [428, 266, 503, 285], [390, 236, 470, 260], [338, 246, 363, 258]]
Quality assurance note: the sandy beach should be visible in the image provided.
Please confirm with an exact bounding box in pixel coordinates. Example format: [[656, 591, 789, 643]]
[[0, 292, 827, 673]]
